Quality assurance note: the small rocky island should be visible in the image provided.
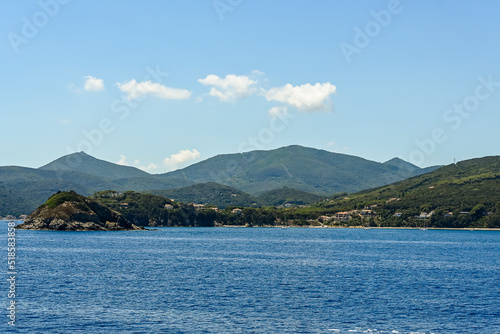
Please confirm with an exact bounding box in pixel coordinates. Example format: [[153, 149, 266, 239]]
[[16, 191, 145, 231]]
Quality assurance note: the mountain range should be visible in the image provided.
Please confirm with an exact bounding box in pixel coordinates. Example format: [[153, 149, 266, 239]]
[[159, 145, 440, 195], [0, 145, 440, 216]]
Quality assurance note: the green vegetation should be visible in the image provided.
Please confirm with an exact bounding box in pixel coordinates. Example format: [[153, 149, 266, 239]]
[[93, 190, 218, 227], [160, 145, 438, 195], [2, 150, 498, 230], [306, 156, 500, 228], [0, 156, 191, 217], [256, 187, 324, 206], [124, 156, 500, 229], [0, 146, 437, 217], [149, 183, 323, 208], [150, 183, 257, 208], [17, 190, 144, 231], [39, 152, 149, 179], [43, 190, 87, 209], [0, 166, 115, 215], [0, 182, 27, 216], [92, 190, 289, 227]]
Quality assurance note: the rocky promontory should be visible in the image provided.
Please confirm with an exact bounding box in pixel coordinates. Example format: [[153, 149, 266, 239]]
[[16, 191, 145, 231]]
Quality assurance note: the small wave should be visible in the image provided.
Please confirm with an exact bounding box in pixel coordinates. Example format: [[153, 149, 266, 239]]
[[327, 329, 435, 334]]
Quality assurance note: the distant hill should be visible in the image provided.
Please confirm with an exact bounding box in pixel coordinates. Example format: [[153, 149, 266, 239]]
[[39, 152, 149, 180], [0, 165, 191, 216], [150, 183, 258, 208], [0, 166, 114, 215], [0, 182, 27, 217], [149, 183, 326, 208], [256, 187, 324, 206], [160, 145, 440, 195], [0, 146, 440, 216], [383, 157, 420, 173], [320, 156, 500, 228]]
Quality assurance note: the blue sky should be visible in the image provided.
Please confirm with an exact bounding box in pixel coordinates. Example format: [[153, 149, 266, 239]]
[[1, 0, 500, 172]]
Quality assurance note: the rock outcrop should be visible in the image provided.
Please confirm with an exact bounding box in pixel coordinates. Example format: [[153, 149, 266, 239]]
[[16, 191, 145, 231]]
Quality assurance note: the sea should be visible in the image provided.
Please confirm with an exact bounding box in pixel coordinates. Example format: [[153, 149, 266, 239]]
[[1, 222, 499, 333]]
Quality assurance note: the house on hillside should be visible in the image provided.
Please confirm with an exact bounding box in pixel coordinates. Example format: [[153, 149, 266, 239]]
[[164, 204, 173, 210], [417, 212, 428, 219], [417, 211, 434, 219], [360, 210, 375, 217], [232, 208, 243, 214], [334, 212, 350, 221]]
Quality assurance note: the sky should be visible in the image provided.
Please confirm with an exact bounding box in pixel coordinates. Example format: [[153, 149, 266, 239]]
[[1, 0, 500, 172]]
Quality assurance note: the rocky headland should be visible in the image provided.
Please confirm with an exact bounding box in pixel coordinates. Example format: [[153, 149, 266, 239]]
[[16, 191, 144, 231]]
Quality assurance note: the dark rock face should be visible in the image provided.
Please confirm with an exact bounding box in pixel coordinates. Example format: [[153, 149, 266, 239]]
[[16, 191, 145, 231]]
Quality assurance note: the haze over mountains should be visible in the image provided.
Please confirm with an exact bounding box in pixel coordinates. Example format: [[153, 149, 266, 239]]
[[0, 145, 440, 216]]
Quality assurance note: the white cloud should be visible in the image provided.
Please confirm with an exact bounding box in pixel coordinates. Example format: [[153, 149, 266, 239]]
[[116, 79, 192, 100], [198, 74, 257, 101], [117, 155, 128, 166], [116, 155, 158, 172], [251, 69, 265, 77], [269, 106, 289, 118], [164, 149, 201, 170], [116, 154, 128, 166], [84, 75, 105, 92], [138, 163, 158, 172], [263, 82, 336, 112]]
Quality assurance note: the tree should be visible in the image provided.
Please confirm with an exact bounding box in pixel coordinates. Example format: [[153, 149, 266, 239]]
[[470, 204, 486, 220]]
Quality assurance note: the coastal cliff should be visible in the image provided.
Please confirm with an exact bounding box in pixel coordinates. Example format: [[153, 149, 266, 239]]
[[16, 191, 144, 231]]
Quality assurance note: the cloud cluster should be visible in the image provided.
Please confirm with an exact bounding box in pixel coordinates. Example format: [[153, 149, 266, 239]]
[[198, 74, 257, 101], [139, 162, 158, 172], [84, 75, 105, 92], [198, 73, 336, 113], [264, 82, 336, 112], [117, 155, 128, 166], [116, 149, 201, 173], [116, 155, 159, 172], [163, 149, 201, 170], [116, 79, 192, 100], [70, 71, 337, 114]]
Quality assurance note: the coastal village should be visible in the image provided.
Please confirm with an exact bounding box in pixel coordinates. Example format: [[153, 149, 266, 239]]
[[1, 196, 477, 227]]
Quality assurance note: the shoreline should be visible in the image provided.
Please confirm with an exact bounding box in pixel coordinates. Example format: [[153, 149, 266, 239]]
[[168, 224, 500, 231], [3, 220, 499, 231]]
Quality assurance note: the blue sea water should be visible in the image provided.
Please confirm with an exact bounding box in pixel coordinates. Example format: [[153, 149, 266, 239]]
[[1, 222, 499, 334]]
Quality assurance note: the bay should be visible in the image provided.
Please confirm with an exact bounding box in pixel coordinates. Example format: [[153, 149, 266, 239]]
[[1, 222, 499, 333]]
